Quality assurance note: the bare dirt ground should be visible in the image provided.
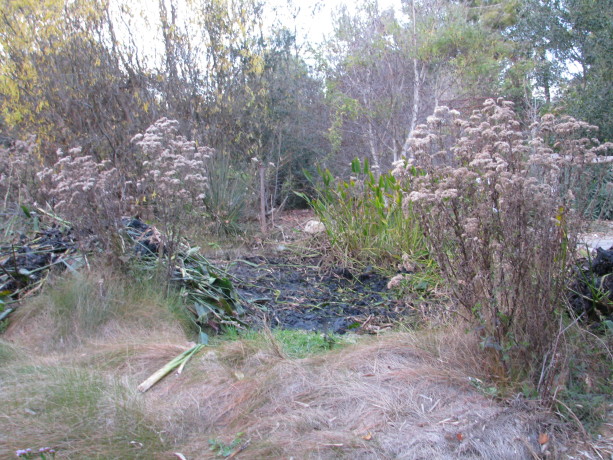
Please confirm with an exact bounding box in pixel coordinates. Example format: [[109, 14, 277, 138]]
[[227, 254, 408, 333]]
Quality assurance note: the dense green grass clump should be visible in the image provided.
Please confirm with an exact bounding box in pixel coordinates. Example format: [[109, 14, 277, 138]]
[[303, 158, 429, 270]]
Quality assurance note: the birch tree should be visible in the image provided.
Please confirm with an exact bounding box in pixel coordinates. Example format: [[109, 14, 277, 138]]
[[325, 0, 506, 170]]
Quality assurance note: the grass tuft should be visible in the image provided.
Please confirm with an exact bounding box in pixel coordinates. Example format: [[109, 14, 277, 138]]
[[5, 266, 191, 352], [0, 339, 20, 364], [214, 327, 352, 360], [1, 363, 167, 458]]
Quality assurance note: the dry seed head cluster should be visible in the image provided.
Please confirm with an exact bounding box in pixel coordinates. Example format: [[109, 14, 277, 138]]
[[22, 117, 217, 246], [37, 146, 127, 231], [132, 117, 213, 208]]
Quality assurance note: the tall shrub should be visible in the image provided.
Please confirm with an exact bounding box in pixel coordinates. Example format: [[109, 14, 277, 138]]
[[131, 118, 213, 247], [393, 99, 611, 396]]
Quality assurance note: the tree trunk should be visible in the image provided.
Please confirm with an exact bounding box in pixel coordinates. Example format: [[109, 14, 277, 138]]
[[259, 163, 267, 234], [367, 123, 381, 176], [400, 0, 420, 161]]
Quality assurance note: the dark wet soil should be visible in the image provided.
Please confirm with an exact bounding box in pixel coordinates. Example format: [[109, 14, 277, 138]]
[[569, 246, 613, 323], [225, 255, 410, 334]]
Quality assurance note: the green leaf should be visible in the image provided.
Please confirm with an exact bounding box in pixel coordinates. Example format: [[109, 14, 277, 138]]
[[293, 191, 311, 206], [194, 303, 210, 323]]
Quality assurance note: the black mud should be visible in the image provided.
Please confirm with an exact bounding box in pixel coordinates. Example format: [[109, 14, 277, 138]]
[[226, 255, 410, 334], [569, 246, 613, 324]]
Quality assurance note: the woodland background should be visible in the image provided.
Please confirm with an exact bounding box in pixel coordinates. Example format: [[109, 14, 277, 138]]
[[1, 0, 611, 221]]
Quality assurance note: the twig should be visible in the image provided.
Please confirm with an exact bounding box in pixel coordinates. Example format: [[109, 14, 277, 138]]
[[554, 397, 588, 439], [35, 206, 71, 226], [0, 262, 17, 282], [227, 439, 251, 459], [429, 398, 441, 413], [516, 437, 541, 460]]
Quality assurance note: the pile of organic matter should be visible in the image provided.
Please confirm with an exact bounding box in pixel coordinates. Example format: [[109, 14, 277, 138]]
[[0, 215, 245, 339], [120, 218, 245, 341], [570, 246, 613, 324], [0, 222, 82, 320]]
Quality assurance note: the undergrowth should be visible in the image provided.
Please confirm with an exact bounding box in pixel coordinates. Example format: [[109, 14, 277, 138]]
[[216, 326, 353, 359], [0, 362, 168, 458], [556, 323, 613, 434], [302, 158, 428, 270], [202, 152, 252, 236], [0, 339, 19, 363]]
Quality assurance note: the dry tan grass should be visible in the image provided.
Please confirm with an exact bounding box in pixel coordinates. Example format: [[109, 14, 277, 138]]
[[2, 325, 609, 459], [1, 267, 610, 459], [145, 332, 583, 459], [4, 267, 188, 354], [0, 267, 192, 458]]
